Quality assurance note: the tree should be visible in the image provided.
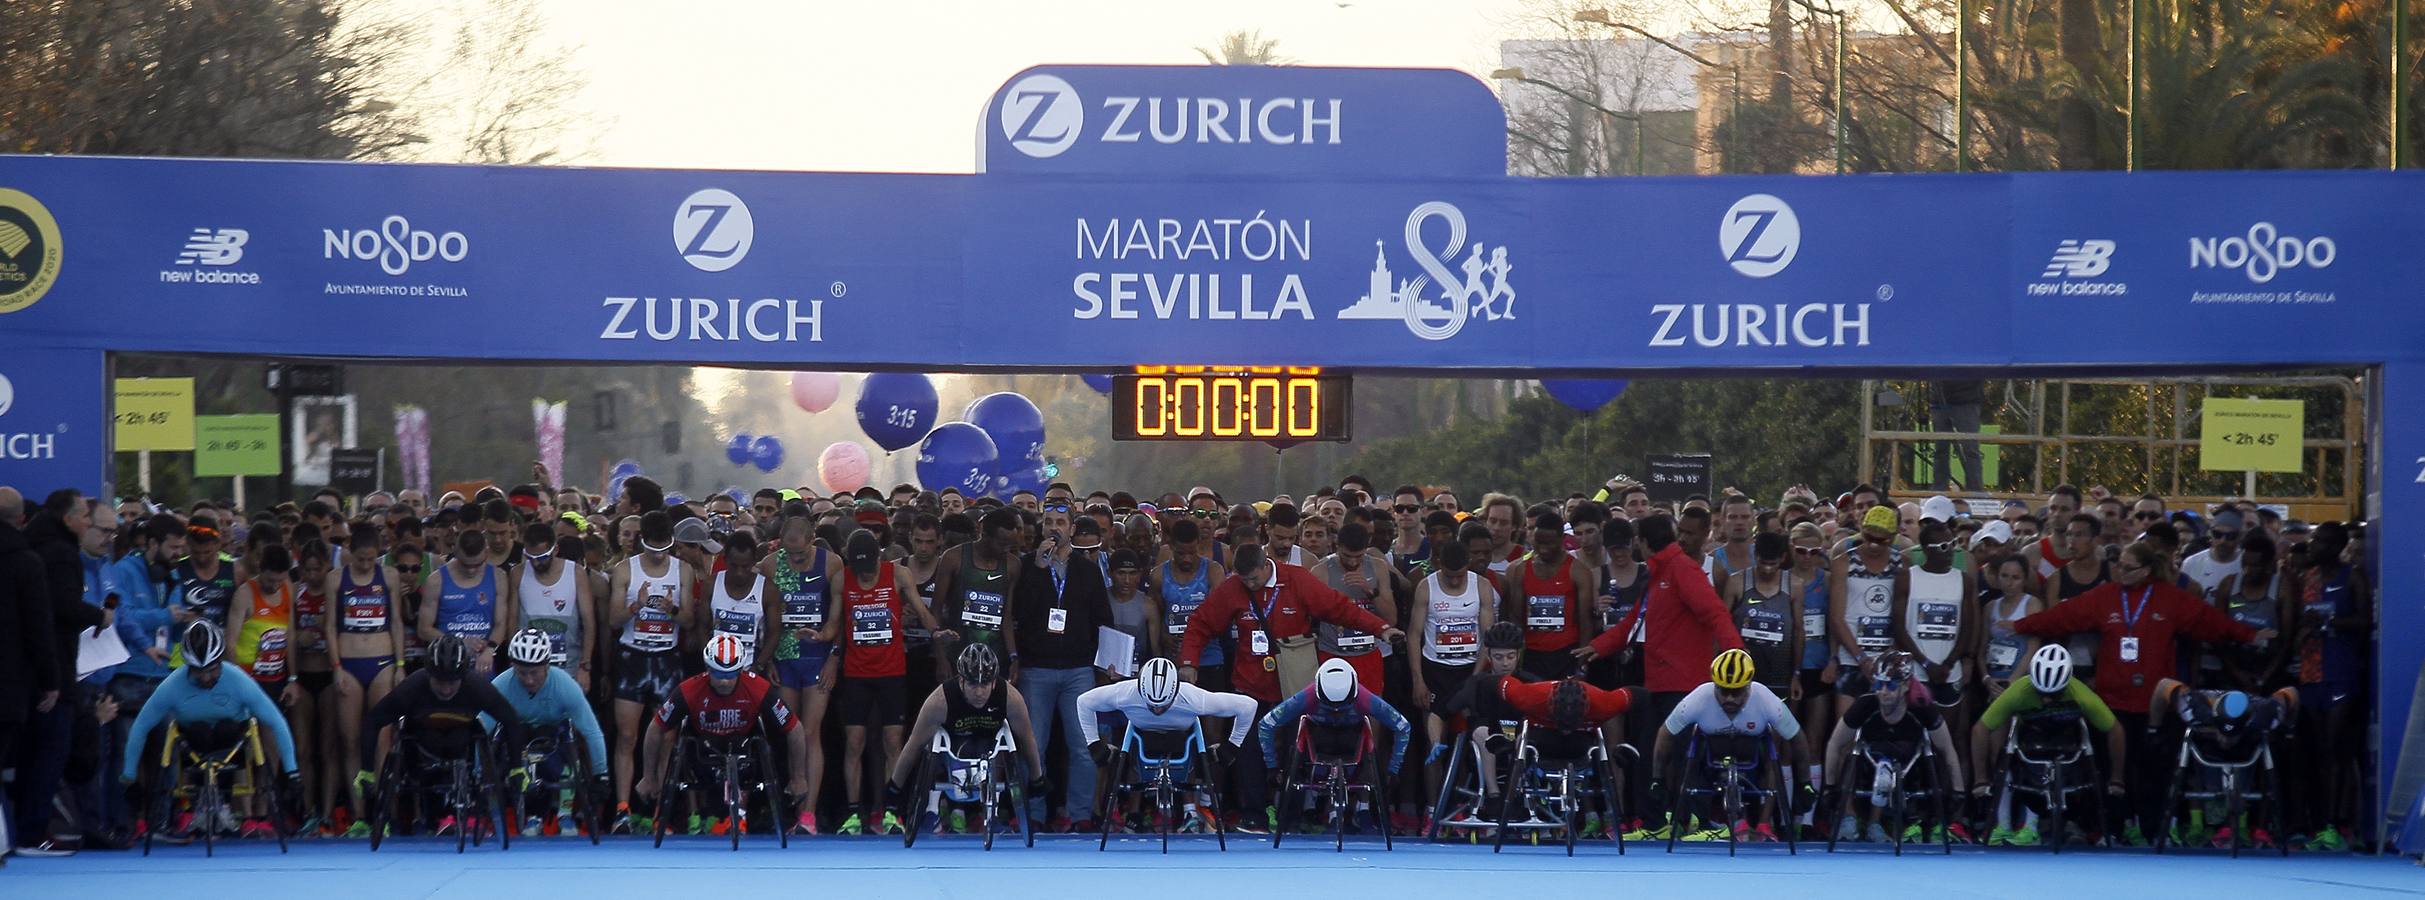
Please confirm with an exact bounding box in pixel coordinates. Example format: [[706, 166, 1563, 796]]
[[1198, 29, 1290, 65]]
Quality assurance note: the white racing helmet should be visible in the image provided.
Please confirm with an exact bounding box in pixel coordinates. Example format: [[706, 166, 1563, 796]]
[[505, 628, 554, 667], [1138, 657, 1182, 713], [2028, 643, 2073, 694], [1315, 658, 1358, 704]]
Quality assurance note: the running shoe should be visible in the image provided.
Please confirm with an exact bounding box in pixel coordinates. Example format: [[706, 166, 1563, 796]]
[[172, 811, 198, 836], [522, 816, 545, 837], [1230, 807, 1274, 836], [295, 815, 322, 838], [1747, 822, 1779, 843], [880, 811, 905, 835], [916, 810, 940, 834], [432, 815, 459, 836], [709, 816, 733, 837], [1862, 822, 1890, 843], [1834, 814, 1862, 842], [1047, 814, 1073, 833], [2286, 832, 2311, 851], [1581, 813, 1604, 839], [687, 814, 708, 836], [1624, 818, 1672, 841], [13, 838, 77, 857], [2120, 822, 2150, 847], [2209, 826, 2236, 849], [2249, 828, 2277, 849], [2008, 826, 2040, 846], [948, 810, 968, 834], [542, 816, 563, 838], [1946, 822, 1976, 844], [343, 820, 371, 839], [211, 806, 240, 835], [792, 812, 818, 836], [1392, 811, 1419, 836], [1987, 825, 2015, 847], [2309, 826, 2347, 852], [1901, 823, 1932, 844], [1680, 823, 1730, 842], [836, 814, 864, 836]]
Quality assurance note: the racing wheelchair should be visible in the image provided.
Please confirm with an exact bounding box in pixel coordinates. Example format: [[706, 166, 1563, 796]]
[[1988, 714, 2106, 854], [648, 721, 791, 850], [2152, 709, 2290, 858], [1826, 733, 1952, 856], [1489, 721, 1627, 857], [1665, 727, 1796, 856], [140, 719, 293, 857], [1270, 718, 1392, 852], [903, 723, 1035, 850], [502, 723, 608, 844], [1426, 730, 1494, 844], [363, 719, 513, 853], [1094, 722, 1229, 853]]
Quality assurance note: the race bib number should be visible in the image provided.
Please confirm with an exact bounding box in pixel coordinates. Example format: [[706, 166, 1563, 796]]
[[2118, 636, 2140, 663], [1915, 602, 1960, 642], [1741, 625, 1786, 644], [630, 608, 677, 651], [1335, 629, 1376, 651], [715, 608, 758, 650], [780, 588, 825, 628], [1526, 594, 1566, 630], [962, 590, 1005, 628], [1434, 619, 1478, 661], [1803, 612, 1827, 644], [252, 629, 288, 678], [1988, 642, 2021, 670], [544, 629, 570, 666], [1047, 607, 1068, 634], [852, 603, 895, 646], [1248, 630, 1271, 657], [1167, 593, 1204, 635], [442, 613, 491, 640], [344, 593, 388, 631], [1856, 615, 1893, 650], [1739, 604, 1786, 645]]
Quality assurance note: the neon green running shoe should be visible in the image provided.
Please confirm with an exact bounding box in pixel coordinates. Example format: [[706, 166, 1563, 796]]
[[837, 813, 864, 836], [880, 811, 904, 835], [947, 810, 968, 834], [1987, 825, 2014, 846], [1680, 824, 1731, 842], [343, 820, 371, 839], [2008, 826, 2040, 846], [2309, 826, 2347, 852]]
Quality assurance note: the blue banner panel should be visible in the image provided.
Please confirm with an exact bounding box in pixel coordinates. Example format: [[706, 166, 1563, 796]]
[[2009, 172, 2425, 366], [979, 65, 1506, 178], [0, 346, 105, 496]]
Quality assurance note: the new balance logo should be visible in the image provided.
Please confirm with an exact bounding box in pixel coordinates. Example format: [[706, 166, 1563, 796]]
[[176, 228, 248, 266], [2042, 240, 2115, 278]]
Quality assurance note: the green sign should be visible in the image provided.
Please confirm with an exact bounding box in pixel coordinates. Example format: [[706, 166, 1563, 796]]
[[2201, 397, 2303, 473], [194, 415, 281, 477], [1912, 423, 2001, 489]]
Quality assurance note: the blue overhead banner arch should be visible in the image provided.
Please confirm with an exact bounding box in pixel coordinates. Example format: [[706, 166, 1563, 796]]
[[0, 65, 2420, 828]]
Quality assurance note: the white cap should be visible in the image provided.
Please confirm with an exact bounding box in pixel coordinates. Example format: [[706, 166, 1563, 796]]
[[1970, 520, 2013, 549], [1920, 495, 1958, 523]]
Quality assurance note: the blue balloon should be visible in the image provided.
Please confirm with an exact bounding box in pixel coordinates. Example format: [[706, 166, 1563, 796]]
[[611, 459, 644, 478], [1001, 464, 1049, 497], [965, 392, 1046, 468], [1081, 374, 1114, 394], [855, 373, 939, 453], [1542, 379, 1629, 412], [606, 473, 631, 502], [664, 492, 689, 507], [725, 433, 754, 466], [915, 422, 999, 497], [750, 435, 785, 473]]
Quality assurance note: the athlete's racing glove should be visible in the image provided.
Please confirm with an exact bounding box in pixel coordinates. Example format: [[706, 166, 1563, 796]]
[[1794, 780, 1820, 817], [1087, 741, 1117, 767], [1207, 741, 1235, 770], [505, 765, 532, 794], [1026, 774, 1053, 801], [1426, 743, 1450, 767]]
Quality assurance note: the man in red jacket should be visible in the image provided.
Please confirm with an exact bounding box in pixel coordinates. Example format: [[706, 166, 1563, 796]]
[[1181, 543, 1400, 832], [2013, 540, 2271, 844], [1572, 513, 1742, 836]]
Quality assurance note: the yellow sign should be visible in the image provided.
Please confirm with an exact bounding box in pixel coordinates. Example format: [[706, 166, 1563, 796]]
[[0, 188, 64, 314], [114, 378, 195, 451], [2200, 397, 2302, 473]]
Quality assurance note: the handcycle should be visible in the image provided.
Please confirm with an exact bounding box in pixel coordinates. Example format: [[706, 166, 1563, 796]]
[[903, 723, 1035, 850], [1826, 736, 1951, 856], [2153, 717, 2289, 858], [1490, 721, 1627, 857], [1988, 714, 2106, 854], [1094, 722, 1229, 853], [648, 722, 791, 850], [1270, 719, 1392, 852], [502, 724, 607, 844], [1665, 728, 1796, 856], [364, 721, 513, 853], [141, 719, 292, 858]]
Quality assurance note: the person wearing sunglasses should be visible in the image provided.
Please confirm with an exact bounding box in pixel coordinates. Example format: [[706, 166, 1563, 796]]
[[2013, 540, 2271, 846], [2179, 508, 2247, 596]]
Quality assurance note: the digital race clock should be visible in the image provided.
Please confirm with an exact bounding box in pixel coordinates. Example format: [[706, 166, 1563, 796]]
[[1112, 367, 1351, 442]]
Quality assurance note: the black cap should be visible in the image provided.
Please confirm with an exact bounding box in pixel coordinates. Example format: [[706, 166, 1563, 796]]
[[844, 529, 882, 571], [1070, 516, 1105, 548], [1109, 547, 1143, 572]]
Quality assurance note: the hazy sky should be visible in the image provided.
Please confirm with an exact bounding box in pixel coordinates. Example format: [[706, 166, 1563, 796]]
[[537, 0, 1541, 173]]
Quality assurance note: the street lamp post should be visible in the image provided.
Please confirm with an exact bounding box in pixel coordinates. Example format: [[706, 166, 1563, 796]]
[[1491, 66, 1648, 175]]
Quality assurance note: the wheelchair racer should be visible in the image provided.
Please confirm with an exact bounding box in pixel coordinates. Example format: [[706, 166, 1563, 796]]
[[2143, 675, 2298, 848], [1078, 658, 1259, 830], [355, 634, 529, 836], [1650, 649, 1808, 842], [1823, 651, 1962, 843], [1975, 645, 2115, 846], [1426, 621, 1532, 831], [488, 628, 611, 836], [634, 633, 811, 835], [885, 644, 1048, 834], [1257, 658, 1414, 831], [120, 621, 302, 839]]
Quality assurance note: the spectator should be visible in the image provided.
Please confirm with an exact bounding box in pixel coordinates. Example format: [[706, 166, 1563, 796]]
[[10, 490, 106, 856], [1929, 380, 1987, 491], [0, 487, 64, 864]]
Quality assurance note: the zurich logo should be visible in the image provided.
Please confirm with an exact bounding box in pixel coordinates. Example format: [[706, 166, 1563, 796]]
[[673, 189, 753, 272], [1000, 74, 1083, 159], [1719, 194, 1799, 278], [0, 372, 12, 417]]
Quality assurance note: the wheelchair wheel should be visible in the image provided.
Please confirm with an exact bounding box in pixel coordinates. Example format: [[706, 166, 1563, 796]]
[[1594, 754, 1626, 856], [652, 739, 684, 849], [1564, 767, 1582, 858], [1095, 748, 1128, 852], [1722, 765, 1741, 858], [905, 751, 938, 849], [1190, 751, 1226, 852], [2155, 747, 2189, 855], [1273, 739, 1299, 849], [2045, 761, 2067, 855], [2223, 766, 2245, 860], [2264, 749, 2288, 857], [1490, 758, 1521, 854], [759, 738, 790, 850], [1428, 734, 1470, 843], [1664, 773, 1689, 854], [1887, 779, 1904, 857], [1770, 743, 1797, 856], [1370, 764, 1393, 852], [368, 745, 403, 852], [571, 740, 604, 845], [982, 754, 1004, 852], [1927, 760, 1950, 855], [455, 762, 474, 854]]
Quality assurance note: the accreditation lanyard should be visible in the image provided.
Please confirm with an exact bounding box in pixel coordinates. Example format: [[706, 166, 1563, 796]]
[[2117, 586, 2153, 666]]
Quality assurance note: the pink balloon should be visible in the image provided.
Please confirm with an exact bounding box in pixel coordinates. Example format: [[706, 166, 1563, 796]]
[[817, 441, 872, 495], [790, 372, 842, 413]]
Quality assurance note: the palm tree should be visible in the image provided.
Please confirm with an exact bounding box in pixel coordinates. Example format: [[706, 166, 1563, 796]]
[[1198, 29, 1289, 65]]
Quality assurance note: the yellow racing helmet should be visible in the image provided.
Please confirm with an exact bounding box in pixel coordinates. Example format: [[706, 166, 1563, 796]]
[[1710, 648, 1756, 690]]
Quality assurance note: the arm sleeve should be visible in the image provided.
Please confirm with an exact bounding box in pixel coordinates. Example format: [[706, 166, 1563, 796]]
[[2066, 679, 2117, 732], [471, 681, 530, 752], [1585, 685, 1636, 724], [1258, 690, 1310, 765], [360, 678, 415, 771], [1977, 684, 2033, 731], [122, 675, 183, 779], [1499, 679, 1553, 721], [1199, 691, 1261, 746], [564, 675, 610, 766], [1367, 689, 1413, 771], [232, 672, 299, 773], [1076, 683, 1121, 745], [1179, 584, 1234, 667]]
